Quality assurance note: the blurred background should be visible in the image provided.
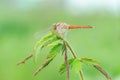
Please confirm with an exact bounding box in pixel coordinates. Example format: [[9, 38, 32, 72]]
[[0, 0, 120, 80]]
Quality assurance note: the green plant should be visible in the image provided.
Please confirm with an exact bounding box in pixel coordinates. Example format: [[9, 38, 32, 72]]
[[17, 23, 112, 80]]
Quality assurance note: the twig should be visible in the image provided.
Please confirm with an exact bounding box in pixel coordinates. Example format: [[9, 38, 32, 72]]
[[16, 51, 34, 66], [79, 70, 84, 80], [61, 38, 84, 80], [33, 58, 53, 76], [94, 65, 112, 80], [62, 37, 112, 80], [63, 41, 70, 80], [65, 41, 84, 80], [61, 38, 77, 58]]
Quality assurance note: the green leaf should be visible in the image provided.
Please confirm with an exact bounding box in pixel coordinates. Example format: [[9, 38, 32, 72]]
[[41, 36, 61, 49], [59, 58, 75, 74], [34, 32, 55, 50], [33, 32, 56, 63], [59, 58, 83, 74], [46, 43, 63, 59], [80, 57, 99, 65], [46, 40, 62, 48], [33, 43, 63, 76], [72, 59, 82, 73]]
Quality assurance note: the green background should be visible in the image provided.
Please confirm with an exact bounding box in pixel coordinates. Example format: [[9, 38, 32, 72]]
[[0, 0, 120, 80]]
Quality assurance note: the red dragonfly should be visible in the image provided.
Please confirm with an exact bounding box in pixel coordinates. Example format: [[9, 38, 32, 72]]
[[35, 22, 92, 39], [52, 22, 92, 37]]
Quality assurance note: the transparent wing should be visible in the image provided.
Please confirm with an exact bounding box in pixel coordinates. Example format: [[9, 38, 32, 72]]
[[34, 27, 52, 41]]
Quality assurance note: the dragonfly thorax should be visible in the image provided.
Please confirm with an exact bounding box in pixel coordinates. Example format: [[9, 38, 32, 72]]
[[52, 23, 69, 37]]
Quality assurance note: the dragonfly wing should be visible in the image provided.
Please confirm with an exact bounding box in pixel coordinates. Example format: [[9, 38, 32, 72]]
[[34, 27, 52, 41]]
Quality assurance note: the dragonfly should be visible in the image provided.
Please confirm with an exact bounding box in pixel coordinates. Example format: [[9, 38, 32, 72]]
[[34, 22, 92, 41], [52, 22, 92, 37]]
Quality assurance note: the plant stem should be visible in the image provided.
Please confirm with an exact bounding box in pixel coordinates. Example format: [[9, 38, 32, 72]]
[[60, 37, 111, 80], [33, 58, 53, 76], [94, 65, 112, 80], [65, 41, 84, 80], [79, 70, 84, 80], [63, 41, 70, 80], [61, 38, 84, 80], [16, 51, 34, 66], [63, 39, 77, 58], [64, 43, 70, 80]]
